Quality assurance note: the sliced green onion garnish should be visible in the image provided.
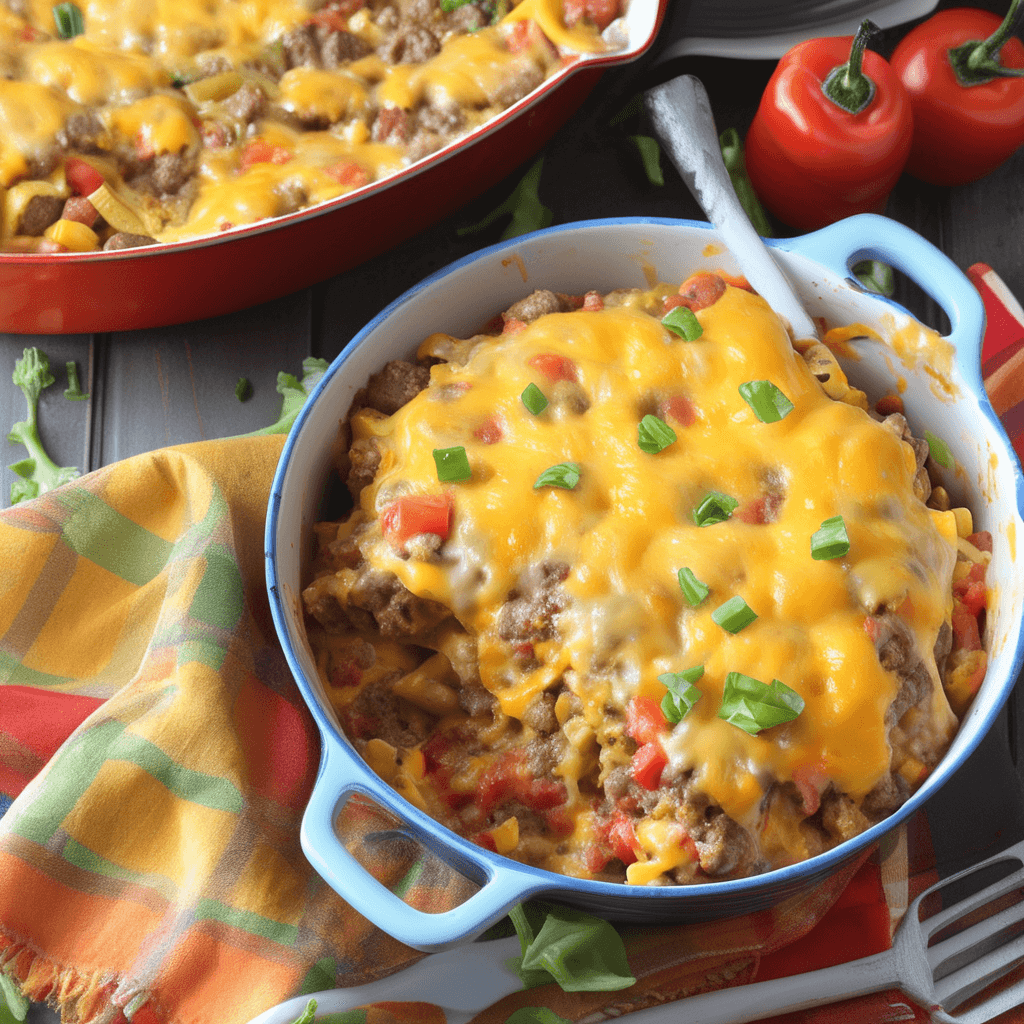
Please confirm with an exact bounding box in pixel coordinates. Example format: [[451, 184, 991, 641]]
[[662, 306, 703, 341], [534, 462, 581, 490], [659, 666, 704, 724], [53, 1, 84, 37], [711, 595, 757, 633], [811, 515, 850, 560], [637, 414, 677, 454], [693, 490, 738, 526], [925, 430, 954, 469], [738, 380, 794, 423], [433, 445, 471, 483], [521, 382, 548, 415], [717, 672, 805, 735], [677, 567, 709, 607]]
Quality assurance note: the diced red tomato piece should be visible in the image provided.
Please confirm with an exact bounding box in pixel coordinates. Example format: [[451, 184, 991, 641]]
[[659, 394, 696, 427], [582, 290, 603, 311], [420, 731, 455, 774], [662, 294, 685, 315], [308, 7, 349, 30], [632, 741, 667, 790], [36, 239, 67, 253], [736, 492, 782, 525], [329, 660, 362, 688], [471, 830, 498, 852], [473, 416, 503, 444], [543, 806, 574, 836], [61, 196, 98, 227], [718, 271, 753, 292], [343, 711, 377, 739], [325, 161, 368, 188], [240, 139, 293, 171], [380, 494, 452, 549], [792, 761, 828, 816], [586, 845, 612, 873], [135, 132, 156, 161], [502, 316, 527, 335], [19, 24, 46, 41], [606, 812, 640, 865], [626, 695, 665, 745], [64, 157, 104, 196], [955, 581, 987, 618], [677, 272, 727, 311], [952, 603, 983, 652], [563, 0, 621, 30], [967, 531, 993, 553], [528, 352, 577, 382], [505, 18, 555, 54], [863, 616, 880, 643], [523, 777, 568, 811]]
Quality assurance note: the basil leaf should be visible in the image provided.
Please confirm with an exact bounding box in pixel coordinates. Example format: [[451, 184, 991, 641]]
[[662, 306, 702, 340], [637, 414, 676, 454], [659, 666, 704, 724], [514, 904, 635, 992], [810, 515, 850, 560], [925, 430, 954, 469], [522, 382, 548, 414], [693, 490, 738, 526], [677, 566, 709, 606], [433, 445, 471, 482], [718, 672, 805, 735], [534, 462, 580, 490], [738, 379, 794, 423]]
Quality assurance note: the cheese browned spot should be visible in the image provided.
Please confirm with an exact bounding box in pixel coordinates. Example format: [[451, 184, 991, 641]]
[[302, 279, 989, 885]]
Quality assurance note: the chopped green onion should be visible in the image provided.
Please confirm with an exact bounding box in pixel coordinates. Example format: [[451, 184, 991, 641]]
[[738, 380, 794, 423], [717, 672, 805, 735], [439, 0, 474, 10], [234, 376, 252, 402], [925, 430, 954, 469], [693, 490, 738, 526], [661, 306, 703, 341], [637, 414, 677, 454], [521, 382, 548, 415], [677, 567, 709, 607], [534, 462, 580, 490], [711, 595, 757, 633], [659, 666, 704, 724], [53, 1, 84, 37], [433, 445, 471, 483], [811, 515, 850, 560], [628, 135, 664, 187]]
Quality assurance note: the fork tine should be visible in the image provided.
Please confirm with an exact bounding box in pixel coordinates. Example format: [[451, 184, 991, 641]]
[[933, 931, 1024, 1012], [922, 854, 1024, 940], [928, 890, 1024, 977]]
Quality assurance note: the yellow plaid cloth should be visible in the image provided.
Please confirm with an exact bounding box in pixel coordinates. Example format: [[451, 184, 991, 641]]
[[0, 436, 955, 1024]]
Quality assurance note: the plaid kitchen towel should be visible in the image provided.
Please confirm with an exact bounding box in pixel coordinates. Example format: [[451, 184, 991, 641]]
[[0, 263, 1022, 1024]]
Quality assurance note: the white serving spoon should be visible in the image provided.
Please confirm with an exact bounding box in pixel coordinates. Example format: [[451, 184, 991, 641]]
[[644, 74, 821, 344]]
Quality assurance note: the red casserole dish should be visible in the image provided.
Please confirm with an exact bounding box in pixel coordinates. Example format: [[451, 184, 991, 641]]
[[0, 0, 666, 335]]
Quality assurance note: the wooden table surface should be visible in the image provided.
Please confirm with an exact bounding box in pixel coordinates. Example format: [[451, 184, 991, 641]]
[[3, 4, 1024, 1014]]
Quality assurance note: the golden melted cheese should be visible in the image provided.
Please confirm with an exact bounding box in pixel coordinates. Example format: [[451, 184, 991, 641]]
[[355, 286, 959, 828]]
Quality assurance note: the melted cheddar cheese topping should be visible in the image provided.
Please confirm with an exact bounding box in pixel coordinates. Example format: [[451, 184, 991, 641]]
[[304, 279, 984, 885]]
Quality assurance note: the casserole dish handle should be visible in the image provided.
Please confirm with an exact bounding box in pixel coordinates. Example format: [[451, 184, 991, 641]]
[[301, 737, 552, 952], [779, 213, 986, 365]]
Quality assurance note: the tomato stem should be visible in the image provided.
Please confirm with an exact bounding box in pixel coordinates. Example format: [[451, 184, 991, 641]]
[[822, 19, 878, 114], [949, 0, 1024, 85]]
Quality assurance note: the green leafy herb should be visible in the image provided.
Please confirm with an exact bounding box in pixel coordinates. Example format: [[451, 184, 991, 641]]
[[509, 902, 636, 993], [659, 666, 704, 724], [711, 595, 758, 634], [0, 974, 28, 1024], [521, 382, 548, 415], [7, 348, 80, 505], [628, 135, 664, 186], [506, 1010, 572, 1024], [677, 567, 709, 607], [852, 259, 895, 297], [534, 462, 580, 490], [285, 998, 317, 1024], [738, 380, 794, 423], [458, 157, 552, 242], [234, 357, 329, 437], [63, 360, 89, 400], [661, 306, 703, 341], [637, 414, 676, 454], [53, 1, 84, 37], [235, 376, 252, 402], [925, 430, 954, 469], [811, 515, 850, 560], [439, 0, 474, 9], [718, 672, 805, 735], [719, 128, 772, 238], [693, 490, 738, 526], [433, 445, 471, 482]]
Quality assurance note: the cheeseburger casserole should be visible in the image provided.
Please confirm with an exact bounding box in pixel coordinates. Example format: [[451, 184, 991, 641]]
[[302, 273, 991, 885]]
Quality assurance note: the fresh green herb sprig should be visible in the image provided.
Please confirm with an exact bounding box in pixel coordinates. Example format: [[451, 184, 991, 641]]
[[534, 462, 580, 490], [637, 414, 676, 454], [234, 357, 329, 437], [64, 360, 89, 400], [739, 380, 794, 423], [659, 666, 703, 723], [521, 382, 548, 414], [718, 672, 805, 735], [8, 348, 81, 505]]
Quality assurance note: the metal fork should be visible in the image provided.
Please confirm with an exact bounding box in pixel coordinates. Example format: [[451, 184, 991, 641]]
[[248, 839, 1024, 1024]]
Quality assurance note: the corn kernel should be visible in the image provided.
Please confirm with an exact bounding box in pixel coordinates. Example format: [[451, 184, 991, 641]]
[[44, 219, 99, 251]]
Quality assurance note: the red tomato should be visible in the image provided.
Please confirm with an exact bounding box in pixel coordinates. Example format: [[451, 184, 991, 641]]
[[659, 394, 696, 427], [528, 352, 577, 382], [632, 742, 667, 790], [380, 494, 451, 549], [325, 161, 369, 188], [64, 158, 104, 196], [792, 761, 828, 816], [329, 660, 362, 688], [625, 695, 665, 745], [473, 416, 503, 444], [952, 603, 983, 651], [240, 139, 293, 171], [968, 531, 994, 553], [745, 23, 913, 230], [563, 0, 620, 30], [582, 290, 604, 311], [890, 8, 1024, 186], [606, 812, 640, 865], [677, 272, 726, 311], [61, 197, 98, 227]]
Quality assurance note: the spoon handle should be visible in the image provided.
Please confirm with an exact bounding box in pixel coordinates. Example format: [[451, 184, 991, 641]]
[[644, 75, 820, 343]]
